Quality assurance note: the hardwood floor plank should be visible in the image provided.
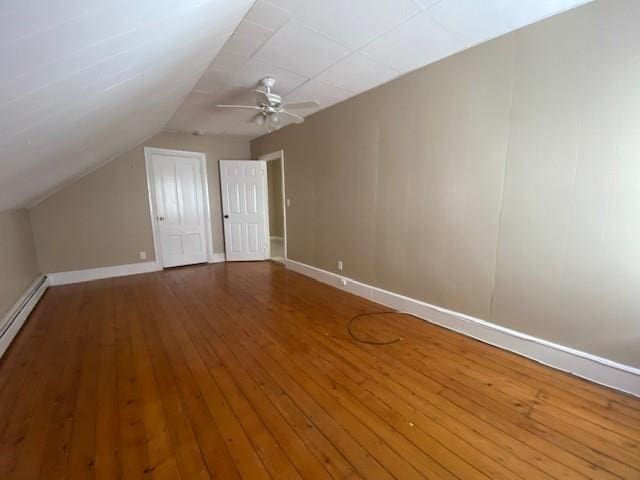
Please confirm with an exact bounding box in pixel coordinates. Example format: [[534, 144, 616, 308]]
[[156, 281, 304, 480], [137, 278, 242, 480], [130, 278, 212, 480], [218, 266, 588, 480], [113, 279, 153, 479], [362, 320, 640, 474], [37, 283, 99, 479], [6, 285, 86, 478], [227, 263, 637, 480], [0, 262, 638, 480], [160, 271, 397, 480], [0, 289, 56, 430], [149, 274, 333, 480], [141, 276, 271, 480], [162, 275, 356, 480], [94, 282, 122, 480], [371, 328, 640, 472], [270, 323, 554, 480], [176, 271, 485, 480], [379, 314, 640, 437], [65, 284, 101, 480], [114, 280, 183, 479]]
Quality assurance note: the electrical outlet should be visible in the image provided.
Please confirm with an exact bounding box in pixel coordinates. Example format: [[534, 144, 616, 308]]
[[139, 251, 147, 260], [337, 260, 343, 271], [286, 198, 291, 207]]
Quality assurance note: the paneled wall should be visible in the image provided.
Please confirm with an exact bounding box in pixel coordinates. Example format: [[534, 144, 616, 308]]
[[30, 132, 249, 273], [252, 0, 640, 367]]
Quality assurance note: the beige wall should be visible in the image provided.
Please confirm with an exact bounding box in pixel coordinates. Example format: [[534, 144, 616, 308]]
[[267, 159, 284, 237], [0, 209, 40, 318], [252, 0, 640, 368], [31, 132, 250, 273]]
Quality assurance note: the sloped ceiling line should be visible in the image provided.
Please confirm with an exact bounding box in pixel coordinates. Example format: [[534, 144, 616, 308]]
[[0, 0, 255, 210]]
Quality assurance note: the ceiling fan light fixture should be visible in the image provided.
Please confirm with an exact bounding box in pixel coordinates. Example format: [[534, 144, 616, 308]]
[[216, 77, 319, 130]]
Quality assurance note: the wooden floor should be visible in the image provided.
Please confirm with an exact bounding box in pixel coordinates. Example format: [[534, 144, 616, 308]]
[[1, 262, 639, 479]]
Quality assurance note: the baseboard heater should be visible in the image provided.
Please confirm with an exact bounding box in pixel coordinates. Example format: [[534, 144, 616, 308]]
[[0, 275, 48, 358]]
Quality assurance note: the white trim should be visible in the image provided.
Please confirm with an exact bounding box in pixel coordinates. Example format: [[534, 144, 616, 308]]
[[264, 168, 270, 260], [261, 160, 271, 260], [284, 258, 640, 397], [259, 150, 283, 162], [210, 253, 226, 263], [144, 147, 215, 269], [259, 150, 287, 261], [144, 149, 163, 270], [48, 262, 160, 286], [0, 275, 49, 359]]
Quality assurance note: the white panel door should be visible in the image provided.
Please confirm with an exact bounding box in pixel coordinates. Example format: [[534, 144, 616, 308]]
[[220, 160, 268, 261], [151, 152, 208, 268]]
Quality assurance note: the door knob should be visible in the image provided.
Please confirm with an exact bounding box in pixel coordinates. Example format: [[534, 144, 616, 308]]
[[157, 216, 165, 221], [224, 214, 229, 219]]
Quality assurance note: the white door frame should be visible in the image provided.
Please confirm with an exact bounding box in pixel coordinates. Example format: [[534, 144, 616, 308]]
[[144, 147, 216, 269], [259, 150, 287, 261]]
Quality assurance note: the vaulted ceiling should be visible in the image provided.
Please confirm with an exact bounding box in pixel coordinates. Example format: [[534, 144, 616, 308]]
[[166, 0, 591, 137], [0, 0, 591, 210], [0, 0, 254, 210]]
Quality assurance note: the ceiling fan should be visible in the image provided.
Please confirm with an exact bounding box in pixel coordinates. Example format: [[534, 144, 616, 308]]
[[217, 77, 319, 130]]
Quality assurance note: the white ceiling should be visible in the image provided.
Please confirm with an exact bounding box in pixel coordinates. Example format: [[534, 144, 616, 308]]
[[0, 0, 592, 210], [0, 0, 254, 210], [167, 0, 592, 138]]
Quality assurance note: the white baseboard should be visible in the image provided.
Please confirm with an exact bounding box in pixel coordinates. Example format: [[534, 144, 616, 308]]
[[48, 261, 160, 286], [284, 259, 640, 397], [0, 275, 49, 359], [49, 255, 228, 286], [209, 253, 226, 263]]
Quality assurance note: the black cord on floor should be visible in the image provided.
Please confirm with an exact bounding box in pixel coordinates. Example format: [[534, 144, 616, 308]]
[[347, 311, 406, 345]]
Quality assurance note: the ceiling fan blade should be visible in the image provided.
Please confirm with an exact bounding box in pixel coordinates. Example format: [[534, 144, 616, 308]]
[[216, 104, 261, 110], [279, 110, 304, 124], [282, 100, 320, 109]]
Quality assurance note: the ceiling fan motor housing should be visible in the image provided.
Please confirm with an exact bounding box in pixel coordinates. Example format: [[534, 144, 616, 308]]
[[263, 92, 282, 107], [217, 76, 315, 129], [259, 76, 276, 89]]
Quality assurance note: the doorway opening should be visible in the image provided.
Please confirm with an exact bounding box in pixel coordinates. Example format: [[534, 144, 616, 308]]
[[261, 150, 286, 263]]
